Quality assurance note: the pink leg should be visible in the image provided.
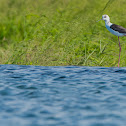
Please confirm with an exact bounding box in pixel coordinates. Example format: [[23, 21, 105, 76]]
[[118, 36, 121, 67]]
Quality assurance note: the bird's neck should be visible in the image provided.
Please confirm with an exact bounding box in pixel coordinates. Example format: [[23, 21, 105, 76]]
[[105, 20, 112, 27]]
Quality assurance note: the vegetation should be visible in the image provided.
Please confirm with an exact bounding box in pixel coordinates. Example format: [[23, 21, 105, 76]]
[[0, 0, 126, 67]]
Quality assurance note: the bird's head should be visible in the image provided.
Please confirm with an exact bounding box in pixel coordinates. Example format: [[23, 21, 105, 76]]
[[97, 14, 110, 23], [102, 15, 110, 22]]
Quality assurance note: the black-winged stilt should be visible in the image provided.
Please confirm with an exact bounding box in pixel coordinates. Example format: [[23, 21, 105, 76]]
[[97, 15, 126, 67]]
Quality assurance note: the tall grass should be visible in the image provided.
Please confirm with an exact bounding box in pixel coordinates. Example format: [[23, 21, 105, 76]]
[[0, 0, 126, 67]]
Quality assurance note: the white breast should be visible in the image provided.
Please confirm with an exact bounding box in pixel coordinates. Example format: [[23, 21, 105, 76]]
[[105, 23, 124, 37]]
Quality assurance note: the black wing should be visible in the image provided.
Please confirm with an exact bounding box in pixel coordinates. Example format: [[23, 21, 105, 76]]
[[110, 24, 126, 33]]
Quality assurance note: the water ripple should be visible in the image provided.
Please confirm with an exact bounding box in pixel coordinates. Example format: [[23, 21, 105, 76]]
[[0, 65, 126, 126]]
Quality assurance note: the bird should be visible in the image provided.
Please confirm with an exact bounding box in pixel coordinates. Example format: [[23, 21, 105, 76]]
[[97, 14, 126, 67]]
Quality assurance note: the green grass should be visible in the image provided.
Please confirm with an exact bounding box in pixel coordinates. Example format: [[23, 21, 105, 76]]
[[0, 0, 126, 67]]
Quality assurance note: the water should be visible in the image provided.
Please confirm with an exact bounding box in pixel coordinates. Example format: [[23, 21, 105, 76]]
[[0, 65, 126, 126]]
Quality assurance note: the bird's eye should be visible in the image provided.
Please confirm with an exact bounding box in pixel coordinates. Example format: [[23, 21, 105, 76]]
[[104, 15, 106, 18]]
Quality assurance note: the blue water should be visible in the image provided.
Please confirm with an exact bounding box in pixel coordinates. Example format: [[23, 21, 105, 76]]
[[0, 65, 126, 126]]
